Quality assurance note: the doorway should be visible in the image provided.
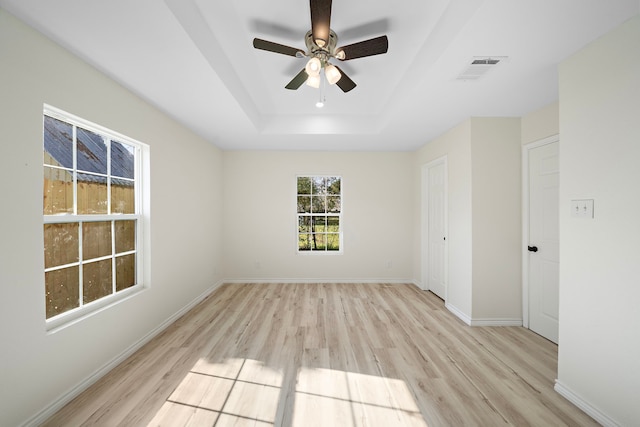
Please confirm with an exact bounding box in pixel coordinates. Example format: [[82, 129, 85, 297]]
[[523, 136, 559, 343], [422, 156, 447, 300]]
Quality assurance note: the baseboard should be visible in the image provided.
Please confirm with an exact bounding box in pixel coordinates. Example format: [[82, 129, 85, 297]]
[[554, 380, 620, 427], [418, 300, 522, 328], [469, 318, 523, 327], [222, 278, 416, 284], [21, 280, 224, 427], [445, 303, 472, 325]]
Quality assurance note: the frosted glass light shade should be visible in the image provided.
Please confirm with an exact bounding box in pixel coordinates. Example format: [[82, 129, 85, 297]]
[[325, 64, 341, 85], [305, 57, 322, 77], [306, 74, 320, 88]]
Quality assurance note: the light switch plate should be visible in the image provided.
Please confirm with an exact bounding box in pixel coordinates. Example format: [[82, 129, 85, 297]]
[[571, 199, 594, 218]]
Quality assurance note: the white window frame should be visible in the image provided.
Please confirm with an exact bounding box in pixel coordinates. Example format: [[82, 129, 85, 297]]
[[296, 175, 343, 255], [43, 105, 149, 331]]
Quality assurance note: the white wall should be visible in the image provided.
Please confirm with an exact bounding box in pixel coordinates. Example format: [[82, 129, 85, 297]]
[[470, 118, 522, 321], [222, 151, 414, 282], [414, 120, 473, 319], [0, 9, 224, 426], [557, 14, 640, 426]]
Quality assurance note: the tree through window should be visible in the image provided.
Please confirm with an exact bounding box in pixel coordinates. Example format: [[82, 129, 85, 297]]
[[297, 176, 342, 252]]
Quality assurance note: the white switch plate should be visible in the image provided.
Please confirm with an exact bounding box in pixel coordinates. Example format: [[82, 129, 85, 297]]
[[571, 199, 594, 218]]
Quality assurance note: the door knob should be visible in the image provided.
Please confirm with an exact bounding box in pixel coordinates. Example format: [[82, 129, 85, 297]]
[[528, 246, 538, 252]]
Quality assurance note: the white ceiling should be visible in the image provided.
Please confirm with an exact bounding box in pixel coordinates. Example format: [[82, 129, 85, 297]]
[[2, 0, 638, 151]]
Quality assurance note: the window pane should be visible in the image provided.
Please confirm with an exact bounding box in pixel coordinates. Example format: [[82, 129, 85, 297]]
[[44, 223, 79, 268], [311, 196, 326, 213], [45, 266, 79, 319], [311, 233, 326, 250], [298, 233, 311, 251], [111, 140, 135, 179], [112, 179, 135, 214], [297, 196, 311, 213], [83, 221, 112, 260], [327, 233, 340, 251], [43, 166, 73, 215], [298, 216, 311, 233], [115, 220, 136, 254], [312, 177, 326, 195], [116, 254, 136, 291], [77, 127, 107, 174], [327, 196, 341, 213], [313, 216, 327, 232], [327, 177, 341, 195], [83, 259, 113, 304], [327, 216, 340, 232], [297, 177, 311, 195], [44, 116, 73, 168], [77, 173, 108, 214]]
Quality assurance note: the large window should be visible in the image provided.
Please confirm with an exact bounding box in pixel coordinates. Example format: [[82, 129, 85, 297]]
[[297, 176, 342, 252], [43, 106, 146, 325]]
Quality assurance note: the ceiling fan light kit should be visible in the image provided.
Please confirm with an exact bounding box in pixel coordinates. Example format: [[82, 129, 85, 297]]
[[252, 0, 389, 99], [306, 74, 321, 88]]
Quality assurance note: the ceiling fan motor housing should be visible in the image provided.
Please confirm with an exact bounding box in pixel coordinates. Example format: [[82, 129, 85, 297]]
[[305, 29, 339, 64]]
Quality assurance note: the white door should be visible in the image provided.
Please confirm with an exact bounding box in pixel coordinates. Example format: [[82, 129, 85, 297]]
[[424, 159, 447, 300], [528, 140, 559, 343]]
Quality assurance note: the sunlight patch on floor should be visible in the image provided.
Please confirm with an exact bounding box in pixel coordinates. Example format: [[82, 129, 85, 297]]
[[148, 358, 428, 426], [293, 367, 428, 427], [148, 358, 283, 426]]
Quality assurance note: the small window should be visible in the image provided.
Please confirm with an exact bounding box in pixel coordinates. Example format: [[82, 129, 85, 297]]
[[43, 106, 147, 327], [297, 176, 342, 252]]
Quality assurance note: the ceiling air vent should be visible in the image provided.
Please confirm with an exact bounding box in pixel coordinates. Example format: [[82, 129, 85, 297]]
[[457, 56, 507, 81]]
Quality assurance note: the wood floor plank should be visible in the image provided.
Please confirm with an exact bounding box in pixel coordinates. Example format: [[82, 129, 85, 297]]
[[42, 283, 598, 427]]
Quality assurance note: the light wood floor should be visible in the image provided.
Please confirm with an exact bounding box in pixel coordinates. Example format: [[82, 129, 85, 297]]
[[43, 283, 597, 426]]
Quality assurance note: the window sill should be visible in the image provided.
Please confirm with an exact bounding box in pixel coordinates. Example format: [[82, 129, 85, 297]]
[[46, 284, 146, 334], [296, 250, 344, 255]]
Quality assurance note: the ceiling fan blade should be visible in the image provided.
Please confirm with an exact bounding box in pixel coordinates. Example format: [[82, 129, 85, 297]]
[[285, 69, 309, 90], [334, 66, 356, 93], [336, 35, 388, 60], [310, 0, 332, 48], [253, 38, 304, 57]]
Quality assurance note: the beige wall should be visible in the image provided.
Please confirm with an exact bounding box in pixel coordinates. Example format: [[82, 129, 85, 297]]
[[223, 151, 414, 281], [470, 118, 522, 321], [557, 14, 640, 425], [0, 10, 224, 426], [521, 101, 559, 145], [414, 117, 522, 323]]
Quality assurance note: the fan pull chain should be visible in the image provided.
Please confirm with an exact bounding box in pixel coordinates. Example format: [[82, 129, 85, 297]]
[[316, 70, 326, 108]]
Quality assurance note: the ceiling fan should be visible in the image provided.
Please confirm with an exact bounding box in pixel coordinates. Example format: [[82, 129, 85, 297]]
[[252, 0, 389, 93]]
